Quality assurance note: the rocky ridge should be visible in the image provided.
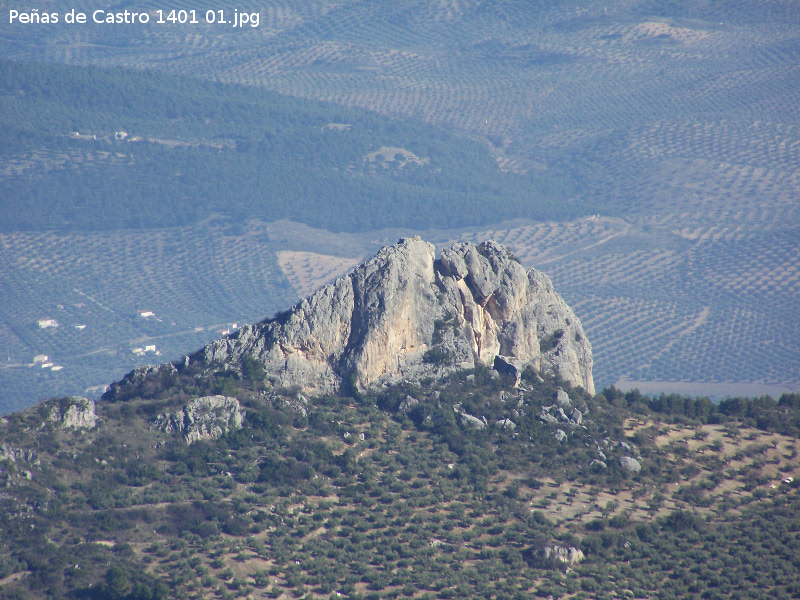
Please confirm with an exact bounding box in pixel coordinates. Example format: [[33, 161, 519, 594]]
[[107, 237, 593, 400]]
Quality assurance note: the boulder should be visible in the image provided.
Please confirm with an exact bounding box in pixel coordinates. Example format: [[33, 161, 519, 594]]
[[279, 394, 310, 417], [460, 412, 487, 430], [619, 456, 642, 473], [496, 418, 517, 430]]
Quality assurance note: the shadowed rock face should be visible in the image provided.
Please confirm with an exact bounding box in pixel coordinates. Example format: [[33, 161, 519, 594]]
[[195, 237, 594, 395]]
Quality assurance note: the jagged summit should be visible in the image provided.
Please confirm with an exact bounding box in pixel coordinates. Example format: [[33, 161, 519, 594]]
[[107, 237, 593, 399]]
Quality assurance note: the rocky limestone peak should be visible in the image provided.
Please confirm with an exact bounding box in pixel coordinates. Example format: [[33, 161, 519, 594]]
[[192, 237, 593, 395], [106, 237, 593, 400]]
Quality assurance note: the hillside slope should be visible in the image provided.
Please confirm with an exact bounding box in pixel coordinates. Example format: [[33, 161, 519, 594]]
[[1, 365, 799, 599]]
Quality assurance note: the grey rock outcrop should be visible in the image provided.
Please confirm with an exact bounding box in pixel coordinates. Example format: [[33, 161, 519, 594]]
[[154, 396, 245, 444], [460, 412, 487, 430], [539, 406, 559, 424], [398, 396, 420, 414], [496, 418, 516, 430], [111, 237, 593, 399], [0, 445, 37, 464], [279, 394, 310, 418], [49, 397, 96, 429], [619, 456, 642, 473], [542, 545, 585, 565], [553, 429, 567, 442]]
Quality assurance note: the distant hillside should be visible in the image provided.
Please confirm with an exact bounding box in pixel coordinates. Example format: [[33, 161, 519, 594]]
[[0, 59, 583, 234]]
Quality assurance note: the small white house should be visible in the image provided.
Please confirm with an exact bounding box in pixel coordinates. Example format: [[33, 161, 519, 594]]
[[138, 310, 155, 318], [33, 354, 49, 363], [144, 345, 157, 352], [74, 324, 87, 331], [37, 318, 59, 329]]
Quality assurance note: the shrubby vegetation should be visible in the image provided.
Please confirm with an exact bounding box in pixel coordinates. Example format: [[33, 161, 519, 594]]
[[0, 364, 798, 599], [604, 386, 800, 437]]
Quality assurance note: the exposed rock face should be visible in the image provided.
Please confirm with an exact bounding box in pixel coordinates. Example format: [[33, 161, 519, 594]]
[[111, 237, 593, 399], [49, 397, 96, 429], [542, 545, 585, 565], [154, 396, 245, 444]]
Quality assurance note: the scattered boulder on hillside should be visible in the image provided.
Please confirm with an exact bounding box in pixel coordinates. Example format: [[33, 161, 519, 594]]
[[154, 395, 245, 444], [49, 397, 96, 429], [540, 403, 583, 427], [460, 412, 487, 430], [619, 456, 642, 473], [554, 429, 567, 442], [555, 389, 571, 406], [496, 417, 517, 430]]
